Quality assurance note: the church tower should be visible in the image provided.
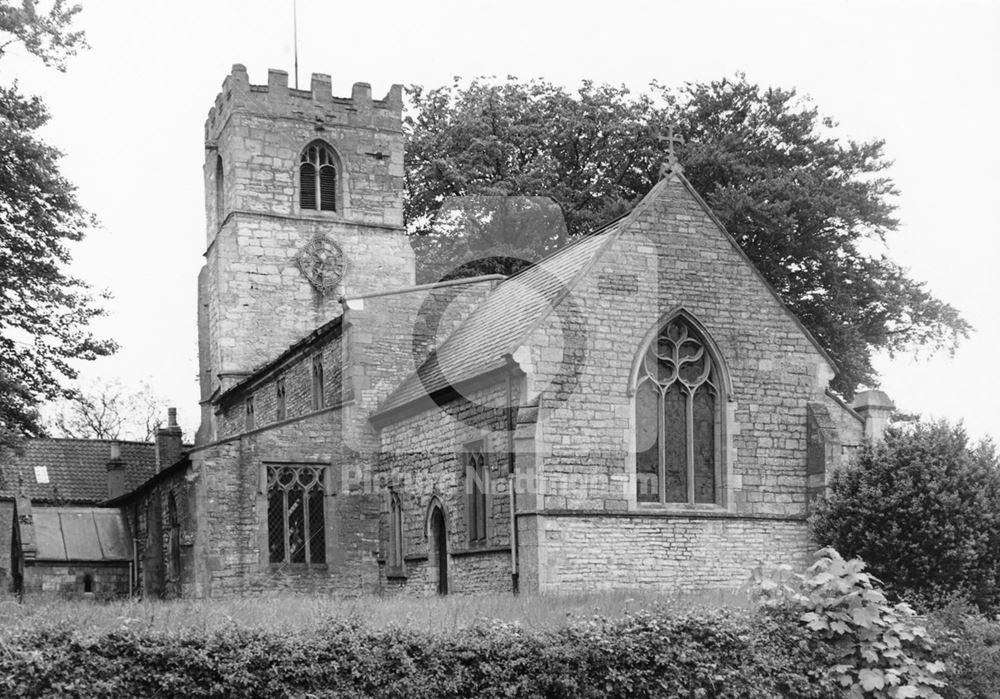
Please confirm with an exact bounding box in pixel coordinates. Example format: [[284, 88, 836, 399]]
[[197, 64, 414, 443]]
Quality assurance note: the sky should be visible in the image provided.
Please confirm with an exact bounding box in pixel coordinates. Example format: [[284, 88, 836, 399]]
[[5, 0, 999, 443]]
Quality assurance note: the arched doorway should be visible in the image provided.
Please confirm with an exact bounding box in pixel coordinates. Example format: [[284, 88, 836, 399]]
[[428, 505, 448, 595]]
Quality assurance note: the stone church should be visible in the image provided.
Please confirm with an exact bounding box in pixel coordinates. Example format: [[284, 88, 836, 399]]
[[3, 65, 895, 599]]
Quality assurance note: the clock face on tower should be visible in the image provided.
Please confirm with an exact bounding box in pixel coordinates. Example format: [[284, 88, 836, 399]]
[[295, 235, 346, 294]]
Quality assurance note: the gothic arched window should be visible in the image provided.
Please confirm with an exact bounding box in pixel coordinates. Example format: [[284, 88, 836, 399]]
[[388, 492, 404, 574], [635, 315, 723, 505], [300, 141, 337, 212]]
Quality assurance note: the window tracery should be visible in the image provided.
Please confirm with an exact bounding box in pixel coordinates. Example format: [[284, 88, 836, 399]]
[[300, 142, 337, 212], [635, 316, 722, 505], [267, 464, 326, 565]]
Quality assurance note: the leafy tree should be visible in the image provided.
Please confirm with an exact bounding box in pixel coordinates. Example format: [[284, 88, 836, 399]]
[[405, 78, 661, 270], [0, 0, 86, 69], [811, 421, 1000, 612], [412, 194, 568, 283], [0, 0, 113, 450], [404, 75, 970, 395], [44, 379, 166, 441]]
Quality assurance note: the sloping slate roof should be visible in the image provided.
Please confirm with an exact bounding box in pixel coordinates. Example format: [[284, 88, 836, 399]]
[[0, 439, 157, 504], [31, 506, 131, 561], [376, 217, 628, 415]]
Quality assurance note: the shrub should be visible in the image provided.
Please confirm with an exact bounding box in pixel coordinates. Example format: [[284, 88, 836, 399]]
[[0, 607, 838, 698], [752, 548, 946, 698], [926, 598, 1000, 699], [811, 420, 1000, 612]]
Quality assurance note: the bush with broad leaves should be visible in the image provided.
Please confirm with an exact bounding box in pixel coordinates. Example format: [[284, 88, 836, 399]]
[[751, 548, 947, 698]]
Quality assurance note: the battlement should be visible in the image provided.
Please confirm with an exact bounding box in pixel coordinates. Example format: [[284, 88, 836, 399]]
[[205, 64, 403, 142]]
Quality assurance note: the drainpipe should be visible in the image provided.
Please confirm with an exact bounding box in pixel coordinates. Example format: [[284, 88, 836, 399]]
[[506, 366, 519, 594]]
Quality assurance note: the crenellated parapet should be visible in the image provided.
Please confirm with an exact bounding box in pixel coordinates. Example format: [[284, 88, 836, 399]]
[[196, 63, 413, 447], [205, 64, 403, 143]]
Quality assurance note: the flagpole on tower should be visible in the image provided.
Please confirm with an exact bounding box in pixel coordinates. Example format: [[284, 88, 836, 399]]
[[293, 0, 299, 90]]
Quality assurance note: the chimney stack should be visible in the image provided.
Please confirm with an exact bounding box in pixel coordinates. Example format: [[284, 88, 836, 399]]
[[155, 407, 184, 471], [106, 441, 126, 499], [852, 390, 895, 444]]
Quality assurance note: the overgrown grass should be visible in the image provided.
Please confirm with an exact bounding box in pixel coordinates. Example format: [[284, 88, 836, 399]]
[[0, 588, 753, 636]]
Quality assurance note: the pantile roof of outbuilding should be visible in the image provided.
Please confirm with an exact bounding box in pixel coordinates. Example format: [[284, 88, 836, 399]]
[[0, 439, 158, 504]]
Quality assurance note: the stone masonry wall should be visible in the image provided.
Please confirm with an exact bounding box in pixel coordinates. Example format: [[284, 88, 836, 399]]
[[181, 277, 504, 598], [339, 278, 502, 480], [189, 407, 380, 598], [510, 174, 843, 591], [217, 329, 344, 439], [21, 561, 131, 600], [823, 392, 866, 466], [204, 65, 405, 240], [376, 381, 518, 595], [124, 467, 198, 599], [532, 515, 810, 591]]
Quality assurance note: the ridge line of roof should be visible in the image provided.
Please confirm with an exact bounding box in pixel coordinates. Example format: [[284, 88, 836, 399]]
[[342, 274, 507, 303], [103, 454, 192, 507], [24, 437, 155, 446], [494, 211, 632, 287]]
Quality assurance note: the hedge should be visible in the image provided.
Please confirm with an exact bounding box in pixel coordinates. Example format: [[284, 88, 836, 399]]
[[0, 608, 838, 698]]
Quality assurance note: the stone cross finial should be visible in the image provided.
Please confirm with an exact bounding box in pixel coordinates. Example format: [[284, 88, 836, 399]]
[[656, 124, 684, 178]]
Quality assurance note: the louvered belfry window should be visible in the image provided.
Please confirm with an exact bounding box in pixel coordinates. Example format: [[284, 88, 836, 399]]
[[300, 142, 337, 212], [267, 464, 326, 565], [635, 317, 722, 505]]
